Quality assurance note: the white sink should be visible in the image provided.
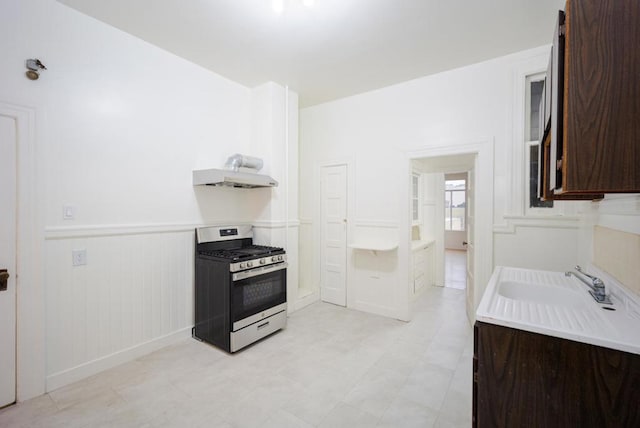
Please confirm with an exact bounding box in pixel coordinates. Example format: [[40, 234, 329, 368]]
[[498, 280, 584, 308], [477, 266, 640, 356]]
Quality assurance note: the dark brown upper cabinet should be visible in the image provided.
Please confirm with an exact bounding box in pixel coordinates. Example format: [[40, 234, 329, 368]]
[[540, 0, 640, 200]]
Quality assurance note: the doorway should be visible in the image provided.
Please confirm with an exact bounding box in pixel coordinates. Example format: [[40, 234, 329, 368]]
[[320, 163, 348, 306], [0, 114, 17, 408], [408, 139, 493, 323], [444, 173, 468, 290], [412, 156, 474, 294]]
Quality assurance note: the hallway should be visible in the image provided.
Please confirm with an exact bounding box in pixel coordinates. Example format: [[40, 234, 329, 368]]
[[444, 250, 466, 290]]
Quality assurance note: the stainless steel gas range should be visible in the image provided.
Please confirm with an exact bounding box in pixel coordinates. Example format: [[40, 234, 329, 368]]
[[193, 225, 287, 353]]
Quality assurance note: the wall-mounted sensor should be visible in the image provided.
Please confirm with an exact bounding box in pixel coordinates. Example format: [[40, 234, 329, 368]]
[[25, 58, 47, 80]]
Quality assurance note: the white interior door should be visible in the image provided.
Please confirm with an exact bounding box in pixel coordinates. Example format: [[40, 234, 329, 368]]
[[320, 164, 347, 306], [0, 115, 17, 408], [465, 168, 475, 322]]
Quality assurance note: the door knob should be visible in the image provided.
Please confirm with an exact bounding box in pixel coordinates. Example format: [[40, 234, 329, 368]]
[[0, 269, 9, 291], [462, 241, 468, 246]]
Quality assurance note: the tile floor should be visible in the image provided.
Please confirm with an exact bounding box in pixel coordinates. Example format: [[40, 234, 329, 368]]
[[444, 250, 467, 290], [0, 286, 473, 427]]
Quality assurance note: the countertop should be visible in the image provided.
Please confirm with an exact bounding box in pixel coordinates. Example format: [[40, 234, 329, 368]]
[[476, 266, 640, 355], [411, 239, 435, 251]]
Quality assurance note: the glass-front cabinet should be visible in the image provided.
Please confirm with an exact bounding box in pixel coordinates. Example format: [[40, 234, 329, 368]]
[[411, 172, 421, 225]]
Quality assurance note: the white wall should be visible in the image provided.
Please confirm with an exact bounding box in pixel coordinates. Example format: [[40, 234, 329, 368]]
[[1, 0, 297, 399], [250, 82, 301, 311], [445, 232, 466, 250], [299, 45, 581, 321]]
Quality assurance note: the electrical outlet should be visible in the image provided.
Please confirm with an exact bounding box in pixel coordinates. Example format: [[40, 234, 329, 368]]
[[72, 249, 87, 266], [63, 205, 76, 220]]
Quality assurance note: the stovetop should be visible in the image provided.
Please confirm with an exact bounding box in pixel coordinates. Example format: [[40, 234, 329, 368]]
[[199, 244, 285, 262]]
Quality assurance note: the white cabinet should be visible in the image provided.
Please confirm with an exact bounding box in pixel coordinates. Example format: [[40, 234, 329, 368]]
[[411, 172, 421, 225], [412, 241, 434, 294]]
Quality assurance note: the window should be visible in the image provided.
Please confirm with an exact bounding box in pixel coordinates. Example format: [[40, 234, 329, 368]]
[[525, 73, 553, 209], [445, 179, 465, 231]]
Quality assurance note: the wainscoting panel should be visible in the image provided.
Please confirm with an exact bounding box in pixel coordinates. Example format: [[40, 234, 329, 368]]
[[348, 222, 400, 318], [45, 229, 195, 390], [297, 219, 318, 310]]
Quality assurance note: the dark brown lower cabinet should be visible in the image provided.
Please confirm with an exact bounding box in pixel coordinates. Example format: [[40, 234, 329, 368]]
[[473, 321, 640, 427]]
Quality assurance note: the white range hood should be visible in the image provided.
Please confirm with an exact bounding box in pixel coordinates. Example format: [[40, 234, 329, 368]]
[[193, 154, 278, 188], [192, 168, 278, 188]]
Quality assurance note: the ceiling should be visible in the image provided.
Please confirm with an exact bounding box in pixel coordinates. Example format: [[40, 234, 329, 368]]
[[57, 0, 565, 107]]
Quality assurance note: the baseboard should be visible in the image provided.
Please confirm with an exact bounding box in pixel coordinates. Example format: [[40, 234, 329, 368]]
[[353, 300, 398, 320], [45, 327, 192, 392], [293, 289, 319, 312]]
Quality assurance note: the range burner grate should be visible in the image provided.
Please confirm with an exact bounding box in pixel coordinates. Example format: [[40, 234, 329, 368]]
[[199, 244, 284, 261]]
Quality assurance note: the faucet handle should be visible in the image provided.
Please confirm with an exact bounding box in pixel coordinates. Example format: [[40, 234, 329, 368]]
[[569, 266, 612, 305], [576, 265, 606, 290], [575, 265, 599, 282]]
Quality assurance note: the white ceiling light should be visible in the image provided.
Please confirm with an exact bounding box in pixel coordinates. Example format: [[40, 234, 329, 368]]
[[272, 0, 284, 14], [272, 0, 315, 14]]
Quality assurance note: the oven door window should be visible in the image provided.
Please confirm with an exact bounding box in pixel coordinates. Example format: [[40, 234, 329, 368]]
[[232, 267, 286, 322]]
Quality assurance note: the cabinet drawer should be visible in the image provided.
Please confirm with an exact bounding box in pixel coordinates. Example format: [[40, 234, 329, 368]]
[[230, 310, 286, 352]]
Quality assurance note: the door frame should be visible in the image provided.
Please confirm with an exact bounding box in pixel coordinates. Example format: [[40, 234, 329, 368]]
[[0, 103, 45, 401], [406, 138, 494, 323], [316, 159, 354, 307]]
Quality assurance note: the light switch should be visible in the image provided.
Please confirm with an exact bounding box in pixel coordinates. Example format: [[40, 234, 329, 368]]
[[63, 205, 76, 220], [72, 249, 87, 266]]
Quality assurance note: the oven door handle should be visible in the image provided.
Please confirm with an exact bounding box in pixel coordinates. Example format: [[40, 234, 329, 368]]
[[232, 262, 288, 282]]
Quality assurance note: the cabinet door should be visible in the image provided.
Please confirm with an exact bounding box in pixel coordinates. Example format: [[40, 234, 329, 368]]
[[425, 244, 434, 287], [411, 173, 421, 225], [541, 133, 601, 201], [412, 248, 426, 293], [549, 10, 564, 193], [474, 321, 640, 427], [560, 0, 640, 194]]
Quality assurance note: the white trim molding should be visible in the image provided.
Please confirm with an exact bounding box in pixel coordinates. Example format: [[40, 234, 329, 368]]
[[43, 220, 305, 240], [494, 215, 581, 234], [46, 327, 192, 392], [252, 220, 301, 229], [406, 137, 495, 322], [293, 288, 319, 312], [44, 222, 203, 240], [353, 220, 399, 229], [1, 102, 44, 401]]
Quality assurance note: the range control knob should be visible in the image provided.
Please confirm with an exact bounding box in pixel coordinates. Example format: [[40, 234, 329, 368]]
[[239, 262, 246, 269], [271, 256, 277, 262], [260, 259, 266, 265], [247, 261, 253, 268], [278, 255, 284, 261]]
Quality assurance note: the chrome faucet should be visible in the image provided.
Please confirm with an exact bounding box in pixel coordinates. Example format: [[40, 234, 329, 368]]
[[565, 265, 612, 305]]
